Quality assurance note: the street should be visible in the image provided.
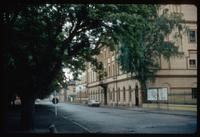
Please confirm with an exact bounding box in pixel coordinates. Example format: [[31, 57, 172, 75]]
[[39, 100, 197, 134]]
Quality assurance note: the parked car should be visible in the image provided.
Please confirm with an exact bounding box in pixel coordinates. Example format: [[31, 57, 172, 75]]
[[35, 98, 41, 104], [88, 100, 100, 107]]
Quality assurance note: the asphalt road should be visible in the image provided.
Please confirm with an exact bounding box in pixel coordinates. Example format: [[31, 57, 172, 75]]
[[39, 100, 197, 134]]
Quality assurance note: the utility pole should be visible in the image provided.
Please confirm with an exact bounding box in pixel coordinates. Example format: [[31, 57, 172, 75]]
[[80, 87, 82, 103]]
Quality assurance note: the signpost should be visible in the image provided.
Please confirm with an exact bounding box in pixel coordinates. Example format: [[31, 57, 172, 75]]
[[158, 88, 168, 101], [53, 90, 58, 116]]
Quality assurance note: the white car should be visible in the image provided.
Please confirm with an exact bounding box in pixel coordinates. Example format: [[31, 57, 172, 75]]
[[88, 100, 100, 107]]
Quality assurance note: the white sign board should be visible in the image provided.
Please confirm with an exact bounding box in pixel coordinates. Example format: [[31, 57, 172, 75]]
[[158, 88, 168, 100], [147, 89, 158, 101]]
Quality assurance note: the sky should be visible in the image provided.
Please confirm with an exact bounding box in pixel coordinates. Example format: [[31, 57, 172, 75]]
[[63, 68, 73, 80]]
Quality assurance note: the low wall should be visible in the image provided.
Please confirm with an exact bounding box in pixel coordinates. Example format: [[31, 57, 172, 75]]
[[142, 103, 197, 111]]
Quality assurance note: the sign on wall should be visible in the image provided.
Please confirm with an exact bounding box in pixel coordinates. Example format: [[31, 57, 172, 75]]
[[147, 89, 158, 101], [158, 88, 168, 100], [147, 88, 168, 101]]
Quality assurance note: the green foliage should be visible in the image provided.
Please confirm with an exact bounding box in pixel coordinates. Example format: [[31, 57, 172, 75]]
[[0, 4, 118, 98], [115, 5, 184, 90], [2, 4, 185, 100]]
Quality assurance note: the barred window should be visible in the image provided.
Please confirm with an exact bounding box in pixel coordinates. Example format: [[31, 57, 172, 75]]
[[192, 88, 197, 99], [189, 59, 196, 68], [188, 30, 197, 43]]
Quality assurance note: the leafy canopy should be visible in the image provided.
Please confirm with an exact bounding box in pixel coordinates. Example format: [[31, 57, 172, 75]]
[[2, 4, 184, 99], [114, 5, 184, 88]]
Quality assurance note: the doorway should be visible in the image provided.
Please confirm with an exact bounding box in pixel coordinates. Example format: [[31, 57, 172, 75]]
[[135, 85, 139, 106]]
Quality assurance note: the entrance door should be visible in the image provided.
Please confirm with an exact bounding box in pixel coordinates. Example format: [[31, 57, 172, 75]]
[[135, 85, 139, 106]]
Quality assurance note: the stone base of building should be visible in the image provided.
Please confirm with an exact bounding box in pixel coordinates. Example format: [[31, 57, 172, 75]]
[[142, 103, 197, 111]]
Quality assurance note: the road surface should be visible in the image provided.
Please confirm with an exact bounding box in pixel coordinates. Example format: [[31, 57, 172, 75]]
[[39, 100, 197, 134]]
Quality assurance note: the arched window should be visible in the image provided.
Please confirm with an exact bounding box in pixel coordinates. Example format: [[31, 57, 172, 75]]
[[123, 87, 126, 101], [129, 86, 132, 102], [113, 88, 115, 102], [91, 90, 93, 100], [101, 89, 104, 101], [109, 89, 112, 100], [108, 65, 111, 77], [118, 88, 120, 102], [97, 90, 99, 101], [112, 63, 115, 76]]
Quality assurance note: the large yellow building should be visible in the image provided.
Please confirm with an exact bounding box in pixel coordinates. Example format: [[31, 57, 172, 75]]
[[86, 5, 197, 110]]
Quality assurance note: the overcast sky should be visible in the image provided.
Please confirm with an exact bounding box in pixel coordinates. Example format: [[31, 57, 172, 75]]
[[63, 68, 73, 80]]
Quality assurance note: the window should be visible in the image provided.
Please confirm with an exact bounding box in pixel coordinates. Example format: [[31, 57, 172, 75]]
[[94, 72, 96, 82], [189, 59, 196, 68], [108, 65, 111, 77], [90, 71, 92, 82], [113, 92, 115, 102], [129, 87, 132, 101], [99, 91, 101, 101], [118, 88, 120, 101], [112, 64, 115, 76], [123, 87, 126, 101], [109, 91, 112, 100], [192, 88, 197, 99], [97, 90, 99, 101], [188, 30, 197, 43]]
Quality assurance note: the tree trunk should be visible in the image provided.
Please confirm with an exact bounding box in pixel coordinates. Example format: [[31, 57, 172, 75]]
[[20, 95, 35, 131], [0, 96, 7, 132], [0, 14, 6, 133], [140, 82, 147, 104]]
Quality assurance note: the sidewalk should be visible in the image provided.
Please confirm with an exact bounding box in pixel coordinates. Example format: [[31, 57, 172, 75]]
[[100, 104, 197, 117], [5, 104, 88, 133]]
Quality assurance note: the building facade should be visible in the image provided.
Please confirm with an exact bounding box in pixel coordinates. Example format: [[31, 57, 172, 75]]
[[75, 72, 88, 103], [58, 80, 76, 102], [86, 5, 197, 108]]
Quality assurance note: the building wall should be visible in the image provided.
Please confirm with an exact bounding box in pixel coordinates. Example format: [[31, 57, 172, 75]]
[[86, 5, 197, 107]]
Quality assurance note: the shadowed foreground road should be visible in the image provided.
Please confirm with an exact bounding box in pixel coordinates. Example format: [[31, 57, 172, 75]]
[[6, 104, 88, 133]]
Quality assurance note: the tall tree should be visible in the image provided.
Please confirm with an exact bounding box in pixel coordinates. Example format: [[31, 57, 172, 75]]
[[1, 4, 109, 131], [116, 5, 184, 103], [0, 4, 135, 131]]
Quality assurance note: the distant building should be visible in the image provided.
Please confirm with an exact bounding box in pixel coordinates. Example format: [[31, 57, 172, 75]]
[[66, 80, 76, 102], [75, 72, 88, 103], [58, 89, 66, 102]]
